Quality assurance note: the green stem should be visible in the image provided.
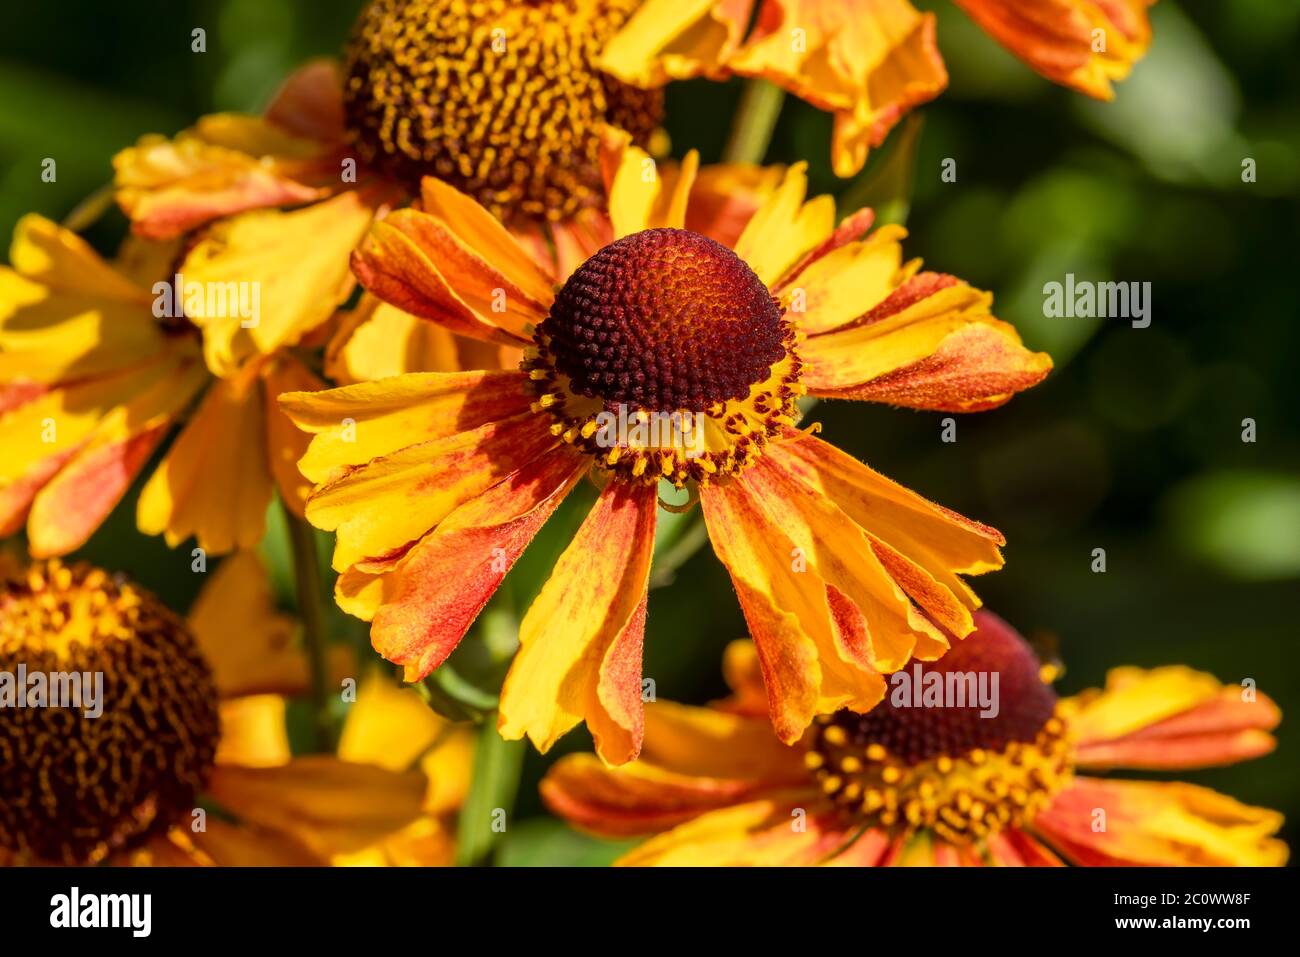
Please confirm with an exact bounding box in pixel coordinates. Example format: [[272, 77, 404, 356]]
[[455, 716, 526, 867], [284, 504, 334, 752], [722, 78, 786, 165]]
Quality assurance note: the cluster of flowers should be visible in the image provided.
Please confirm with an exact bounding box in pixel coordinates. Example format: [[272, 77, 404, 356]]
[[0, 0, 1286, 867]]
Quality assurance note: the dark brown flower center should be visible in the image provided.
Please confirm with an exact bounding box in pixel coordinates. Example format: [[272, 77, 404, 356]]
[[0, 561, 220, 865], [806, 615, 1071, 846], [343, 0, 661, 224], [539, 228, 787, 412]]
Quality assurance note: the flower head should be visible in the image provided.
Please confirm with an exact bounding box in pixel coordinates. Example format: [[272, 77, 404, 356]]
[[542, 612, 1287, 866], [281, 141, 1051, 764], [0, 554, 459, 867], [0, 560, 219, 865]]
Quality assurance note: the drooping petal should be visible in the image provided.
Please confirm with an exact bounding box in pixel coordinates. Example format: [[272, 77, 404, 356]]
[[280, 369, 535, 486], [802, 272, 1052, 411], [369, 445, 588, 680], [728, 1, 947, 177], [541, 755, 786, 837], [350, 208, 543, 347], [1033, 777, 1288, 867], [113, 114, 333, 240], [700, 468, 889, 744], [215, 694, 292, 768], [336, 669, 447, 772], [205, 756, 427, 858], [306, 411, 559, 572], [189, 551, 322, 700], [26, 425, 168, 558], [0, 217, 163, 384], [498, 480, 657, 764], [182, 190, 376, 374], [261, 354, 323, 518], [1067, 666, 1281, 771], [136, 373, 273, 553], [614, 797, 853, 866], [954, 0, 1154, 100], [768, 429, 1004, 615], [599, 0, 754, 86]]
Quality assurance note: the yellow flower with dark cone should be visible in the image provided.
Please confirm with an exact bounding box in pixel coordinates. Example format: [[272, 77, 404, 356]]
[[0, 217, 322, 555], [600, 0, 1156, 177], [0, 553, 470, 867], [279, 135, 1052, 766], [541, 612, 1287, 867]]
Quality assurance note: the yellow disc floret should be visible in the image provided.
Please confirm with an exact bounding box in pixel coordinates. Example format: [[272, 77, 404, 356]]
[[343, 0, 662, 224]]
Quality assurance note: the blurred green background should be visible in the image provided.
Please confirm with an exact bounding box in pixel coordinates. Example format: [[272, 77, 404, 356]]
[[1, 0, 1296, 864]]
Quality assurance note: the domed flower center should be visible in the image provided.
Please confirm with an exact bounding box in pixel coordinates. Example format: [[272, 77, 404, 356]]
[[343, 0, 662, 224], [542, 229, 786, 410], [0, 561, 220, 865], [524, 229, 803, 488], [806, 622, 1072, 846]]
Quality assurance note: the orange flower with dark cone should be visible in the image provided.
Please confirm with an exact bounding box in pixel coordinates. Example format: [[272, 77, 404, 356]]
[[600, 0, 1156, 176], [541, 612, 1287, 866], [0, 554, 469, 867], [279, 136, 1052, 765]]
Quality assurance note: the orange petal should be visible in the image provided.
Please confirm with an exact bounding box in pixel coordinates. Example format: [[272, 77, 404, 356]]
[[498, 480, 657, 764], [1068, 666, 1281, 771], [215, 694, 291, 768], [351, 209, 541, 346], [728, 1, 948, 177], [954, 0, 1154, 100], [681, 162, 785, 249], [136, 374, 273, 553], [418, 176, 557, 308], [26, 425, 167, 558], [113, 116, 332, 240], [984, 828, 1064, 866], [261, 354, 323, 518], [370, 445, 588, 681], [1033, 777, 1288, 867], [306, 411, 559, 572], [599, 0, 754, 86], [189, 551, 316, 699], [182, 190, 376, 374], [700, 466, 890, 744], [541, 754, 785, 837], [325, 295, 464, 384], [280, 369, 535, 486], [641, 698, 807, 782], [719, 639, 774, 717], [769, 429, 1004, 613], [802, 272, 1052, 410], [189, 819, 325, 866], [205, 756, 427, 858], [614, 797, 854, 866]]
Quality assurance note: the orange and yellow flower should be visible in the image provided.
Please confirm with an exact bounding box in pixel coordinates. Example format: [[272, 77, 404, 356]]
[[0, 216, 322, 555], [601, 0, 1156, 176], [541, 612, 1286, 866], [279, 135, 1051, 765], [0, 555, 468, 866]]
